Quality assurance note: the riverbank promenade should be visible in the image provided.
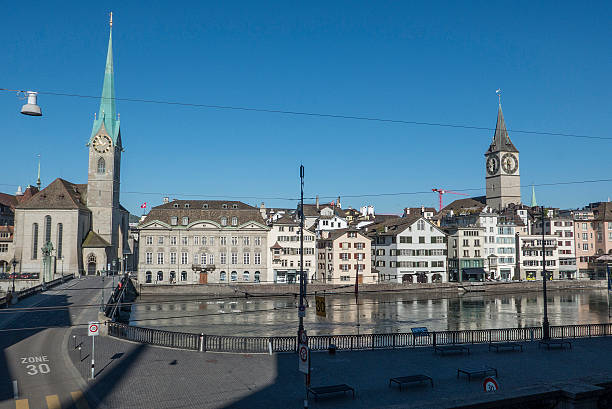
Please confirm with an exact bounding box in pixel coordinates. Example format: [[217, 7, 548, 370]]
[[68, 330, 612, 408]]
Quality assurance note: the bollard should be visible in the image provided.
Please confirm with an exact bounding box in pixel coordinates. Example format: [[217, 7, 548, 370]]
[[199, 333, 204, 352], [73, 335, 77, 349]]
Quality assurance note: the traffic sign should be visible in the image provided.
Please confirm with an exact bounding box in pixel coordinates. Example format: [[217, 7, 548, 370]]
[[88, 322, 99, 337], [315, 295, 326, 317], [483, 377, 499, 392], [299, 329, 308, 344], [298, 305, 305, 318], [298, 344, 309, 374]]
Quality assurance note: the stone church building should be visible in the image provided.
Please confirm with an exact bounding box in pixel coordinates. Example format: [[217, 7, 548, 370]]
[[12, 21, 130, 279]]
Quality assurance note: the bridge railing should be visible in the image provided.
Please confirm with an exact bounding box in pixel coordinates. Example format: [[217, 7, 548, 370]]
[[107, 322, 611, 354]]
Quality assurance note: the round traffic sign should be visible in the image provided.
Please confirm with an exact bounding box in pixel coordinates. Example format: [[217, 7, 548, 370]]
[[299, 345, 308, 362], [300, 331, 308, 344], [483, 377, 499, 392], [89, 323, 99, 334]]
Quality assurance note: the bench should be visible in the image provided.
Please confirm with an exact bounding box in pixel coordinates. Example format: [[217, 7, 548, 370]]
[[389, 375, 433, 391], [457, 366, 498, 381], [489, 342, 523, 352], [434, 345, 470, 355], [539, 339, 572, 350], [307, 384, 355, 400]]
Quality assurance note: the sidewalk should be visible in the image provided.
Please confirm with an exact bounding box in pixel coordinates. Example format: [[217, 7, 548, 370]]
[[67, 332, 612, 408]]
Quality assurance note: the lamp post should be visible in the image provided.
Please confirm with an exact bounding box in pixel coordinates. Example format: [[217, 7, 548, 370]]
[[541, 206, 550, 340], [298, 165, 306, 338], [11, 258, 18, 293]]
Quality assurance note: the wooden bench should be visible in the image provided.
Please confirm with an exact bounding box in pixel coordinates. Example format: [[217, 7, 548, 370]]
[[434, 345, 470, 355], [307, 384, 355, 400], [457, 366, 498, 381], [539, 339, 572, 350], [389, 375, 433, 391], [489, 342, 523, 352]]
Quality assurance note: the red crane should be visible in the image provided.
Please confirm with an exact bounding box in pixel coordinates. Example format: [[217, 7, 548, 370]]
[[432, 188, 469, 212]]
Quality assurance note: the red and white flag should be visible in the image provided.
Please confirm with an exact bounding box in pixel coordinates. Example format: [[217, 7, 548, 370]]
[[140, 202, 147, 209]]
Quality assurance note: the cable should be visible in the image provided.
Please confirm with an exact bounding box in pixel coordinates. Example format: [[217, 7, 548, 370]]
[[1, 88, 609, 141]]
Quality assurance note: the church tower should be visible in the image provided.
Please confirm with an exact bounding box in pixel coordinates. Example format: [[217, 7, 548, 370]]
[[485, 100, 521, 210], [87, 14, 123, 252]]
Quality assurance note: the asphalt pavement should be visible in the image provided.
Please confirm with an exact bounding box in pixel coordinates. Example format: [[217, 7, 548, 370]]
[[0, 276, 113, 409]]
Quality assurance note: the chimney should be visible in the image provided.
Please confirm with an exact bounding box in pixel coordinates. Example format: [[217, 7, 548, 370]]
[[260, 203, 267, 220], [404, 207, 410, 216], [163, 197, 169, 204], [16, 186, 23, 196], [316, 195, 319, 210], [337, 196, 341, 209], [421, 205, 425, 214]]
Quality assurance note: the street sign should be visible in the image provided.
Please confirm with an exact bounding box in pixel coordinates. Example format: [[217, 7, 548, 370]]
[[483, 377, 499, 392], [298, 343, 309, 374], [299, 329, 308, 344], [315, 295, 326, 317], [88, 322, 99, 337]]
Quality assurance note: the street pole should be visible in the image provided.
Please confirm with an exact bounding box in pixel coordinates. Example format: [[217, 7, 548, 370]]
[[61, 257, 64, 283], [11, 259, 18, 293], [541, 206, 550, 340], [298, 164, 305, 337]]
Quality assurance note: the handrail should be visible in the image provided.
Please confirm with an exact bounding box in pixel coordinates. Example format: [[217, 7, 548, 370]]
[[107, 322, 612, 354]]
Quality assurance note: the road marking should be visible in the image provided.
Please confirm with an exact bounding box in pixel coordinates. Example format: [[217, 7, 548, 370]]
[[13, 380, 18, 399], [71, 391, 91, 409], [15, 399, 29, 409], [45, 395, 61, 409]]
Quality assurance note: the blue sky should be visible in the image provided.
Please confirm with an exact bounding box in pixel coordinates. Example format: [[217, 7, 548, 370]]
[[2, 1, 611, 215]]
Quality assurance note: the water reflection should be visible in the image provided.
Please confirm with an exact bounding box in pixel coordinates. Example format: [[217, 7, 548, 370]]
[[129, 289, 612, 336]]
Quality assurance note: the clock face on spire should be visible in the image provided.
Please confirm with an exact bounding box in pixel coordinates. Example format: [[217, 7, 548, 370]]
[[486, 155, 499, 175], [93, 134, 112, 153], [501, 153, 518, 174]]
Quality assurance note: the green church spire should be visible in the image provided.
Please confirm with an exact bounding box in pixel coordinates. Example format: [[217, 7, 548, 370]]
[[90, 13, 120, 145], [530, 185, 537, 207]]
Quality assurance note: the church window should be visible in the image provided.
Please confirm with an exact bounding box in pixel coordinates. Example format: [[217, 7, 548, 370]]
[[231, 217, 238, 226], [97, 157, 105, 174], [57, 223, 63, 259], [44, 215, 52, 243], [32, 223, 38, 259]]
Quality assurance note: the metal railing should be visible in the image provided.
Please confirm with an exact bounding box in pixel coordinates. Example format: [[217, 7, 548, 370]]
[[107, 322, 612, 354], [1, 275, 73, 308]]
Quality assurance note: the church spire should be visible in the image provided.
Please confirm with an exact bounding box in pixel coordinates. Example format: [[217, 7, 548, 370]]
[[486, 98, 518, 154], [90, 13, 120, 145], [530, 185, 538, 207]]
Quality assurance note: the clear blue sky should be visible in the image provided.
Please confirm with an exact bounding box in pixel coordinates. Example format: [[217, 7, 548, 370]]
[[2, 1, 611, 215]]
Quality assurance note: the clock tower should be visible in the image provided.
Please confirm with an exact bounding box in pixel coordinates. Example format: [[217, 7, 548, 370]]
[[485, 102, 521, 210], [87, 16, 123, 252]]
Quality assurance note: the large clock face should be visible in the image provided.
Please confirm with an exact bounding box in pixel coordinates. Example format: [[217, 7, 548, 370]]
[[501, 153, 518, 174], [92, 134, 112, 153], [486, 155, 499, 175]]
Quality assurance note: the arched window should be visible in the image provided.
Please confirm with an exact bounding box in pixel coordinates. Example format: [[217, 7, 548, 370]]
[[243, 271, 250, 281], [231, 271, 237, 281], [254, 271, 261, 283], [157, 271, 164, 282], [169, 271, 176, 283], [57, 223, 63, 258], [97, 157, 105, 174], [44, 215, 52, 243], [220, 271, 226, 281], [181, 271, 187, 281], [32, 223, 39, 259], [145, 271, 152, 283], [88, 254, 97, 263]]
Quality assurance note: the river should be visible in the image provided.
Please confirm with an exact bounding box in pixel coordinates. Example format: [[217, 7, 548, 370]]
[[129, 288, 612, 336]]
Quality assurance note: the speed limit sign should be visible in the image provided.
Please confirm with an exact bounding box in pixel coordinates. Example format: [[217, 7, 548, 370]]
[[298, 344, 309, 374], [88, 322, 100, 337], [483, 377, 499, 392]]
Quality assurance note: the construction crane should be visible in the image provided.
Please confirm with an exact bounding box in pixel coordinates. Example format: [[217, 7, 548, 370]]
[[432, 188, 468, 212]]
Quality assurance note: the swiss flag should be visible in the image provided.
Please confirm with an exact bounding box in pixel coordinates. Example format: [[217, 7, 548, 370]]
[[140, 202, 147, 209]]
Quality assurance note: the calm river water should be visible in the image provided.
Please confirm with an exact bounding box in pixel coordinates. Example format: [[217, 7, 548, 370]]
[[129, 289, 612, 336]]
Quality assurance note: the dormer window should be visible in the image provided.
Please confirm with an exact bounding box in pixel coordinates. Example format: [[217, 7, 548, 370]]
[[182, 217, 189, 225], [185, 203, 190, 208], [232, 204, 238, 209], [222, 204, 228, 209], [173, 203, 179, 208], [202, 204, 209, 209], [221, 217, 227, 226], [231, 217, 238, 226], [171, 216, 178, 226]]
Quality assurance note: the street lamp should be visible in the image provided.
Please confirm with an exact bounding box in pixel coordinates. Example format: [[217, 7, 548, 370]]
[[11, 258, 18, 293], [541, 206, 550, 340], [20, 91, 43, 116]]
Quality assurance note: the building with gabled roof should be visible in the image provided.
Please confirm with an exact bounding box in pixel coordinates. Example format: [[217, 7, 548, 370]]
[[316, 227, 373, 284]]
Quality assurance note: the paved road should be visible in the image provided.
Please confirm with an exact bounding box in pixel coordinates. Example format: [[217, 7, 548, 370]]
[[0, 277, 113, 409]]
